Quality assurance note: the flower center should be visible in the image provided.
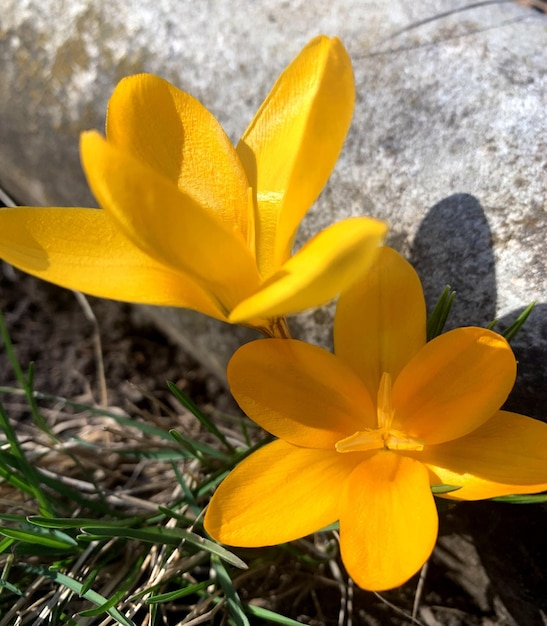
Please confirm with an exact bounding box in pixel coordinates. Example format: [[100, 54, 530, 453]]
[[335, 372, 424, 453]]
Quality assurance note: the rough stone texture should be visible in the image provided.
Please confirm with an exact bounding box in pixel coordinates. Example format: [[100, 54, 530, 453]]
[[1, 1, 546, 409]]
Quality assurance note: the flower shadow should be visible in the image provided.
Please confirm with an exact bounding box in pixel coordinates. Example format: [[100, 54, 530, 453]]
[[410, 193, 497, 329], [410, 192, 546, 421], [410, 192, 547, 623]]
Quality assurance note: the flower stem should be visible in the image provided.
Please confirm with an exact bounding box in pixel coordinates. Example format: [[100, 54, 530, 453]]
[[262, 317, 292, 339]]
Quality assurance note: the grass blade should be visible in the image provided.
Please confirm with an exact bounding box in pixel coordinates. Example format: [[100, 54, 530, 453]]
[[211, 555, 250, 626], [0, 401, 54, 514], [23, 566, 135, 626], [28, 516, 141, 529], [0, 526, 77, 550], [244, 604, 306, 625], [501, 302, 535, 342], [431, 484, 462, 495], [426, 286, 456, 341], [80, 526, 247, 569], [167, 381, 235, 452], [0, 311, 49, 433], [145, 580, 211, 604], [492, 493, 547, 504], [78, 589, 126, 617]]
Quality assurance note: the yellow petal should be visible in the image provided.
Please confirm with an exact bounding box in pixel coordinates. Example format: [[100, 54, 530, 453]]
[[334, 247, 426, 398], [237, 35, 355, 277], [340, 451, 438, 591], [0, 206, 224, 317], [80, 131, 260, 315], [421, 410, 547, 499], [392, 328, 516, 444], [106, 74, 252, 245], [204, 440, 362, 546], [228, 217, 387, 323], [227, 339, 375, 448]]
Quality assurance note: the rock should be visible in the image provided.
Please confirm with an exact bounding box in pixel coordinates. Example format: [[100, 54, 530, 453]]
[[1, 1, 546, 411]]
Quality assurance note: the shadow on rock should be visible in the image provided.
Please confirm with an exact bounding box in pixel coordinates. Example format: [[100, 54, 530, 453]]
[[410, 193, 497, 327], [498, 302, 547, 422], [410, 192, 546, 421], [412, 194, 547, 625], [436, 501, 547, 626]]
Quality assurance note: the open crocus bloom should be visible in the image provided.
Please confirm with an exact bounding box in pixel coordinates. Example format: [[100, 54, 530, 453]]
[[0, 36, 386, 336], [205, 247, 547, 590]]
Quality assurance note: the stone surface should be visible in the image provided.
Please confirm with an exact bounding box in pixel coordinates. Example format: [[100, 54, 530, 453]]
[[1, 1, 546, 410]]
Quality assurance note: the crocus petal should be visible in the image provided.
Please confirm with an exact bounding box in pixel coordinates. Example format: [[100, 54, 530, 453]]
[[228, 217, 387, 323], [227, 339, 375, 448], [392, 328, 516, 444], [0, 206, 224, 317], [340, 451, 438, 591], [204, 439, 362, 546], [237, 35, 355, 277], [334, 247, 426, 398], [421, 410, 547, 499], [106, 74, 252, 245], [80, 131, 260, 315]]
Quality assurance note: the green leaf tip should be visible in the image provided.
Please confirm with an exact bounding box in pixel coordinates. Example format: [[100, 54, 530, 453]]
[[426, 286, 456, 341]]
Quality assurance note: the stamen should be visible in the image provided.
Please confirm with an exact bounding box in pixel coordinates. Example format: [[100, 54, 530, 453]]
[[377, 372, 394, 429], [336, 372, 425, 454], [385, 430, 425, 451], [335, 430, 384, 453]]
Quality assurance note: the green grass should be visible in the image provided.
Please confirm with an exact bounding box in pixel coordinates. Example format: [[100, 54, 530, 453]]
[[1, 297, 543, 625], [0, 309, 330, 625]]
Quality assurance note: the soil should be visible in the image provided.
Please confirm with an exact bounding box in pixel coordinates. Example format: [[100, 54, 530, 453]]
[[1, 264, 546, 626]]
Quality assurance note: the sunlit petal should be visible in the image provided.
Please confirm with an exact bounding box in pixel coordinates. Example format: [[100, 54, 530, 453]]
[[81, 131, 260, 315], [229, 217, 386, 323], [237, 36, 355, 277], [340, 451, 437, 591], [0, 206, 224, 317], [106, 74, 252, 243], [228, 339, 375, 448], [392, 328, 516, 444], [335, 247, 426, 398], [204, 440, 362, 546], [421, 410, 547, 499]]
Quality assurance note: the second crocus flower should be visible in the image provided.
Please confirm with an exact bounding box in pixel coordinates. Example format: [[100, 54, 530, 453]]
[[0, 36, 386, 337], [205, 247, 547, 590]]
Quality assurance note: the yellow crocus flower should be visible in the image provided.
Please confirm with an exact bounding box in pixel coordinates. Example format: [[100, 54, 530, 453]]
[[0, 36, 386, 336], [205, 247, 547, 590]]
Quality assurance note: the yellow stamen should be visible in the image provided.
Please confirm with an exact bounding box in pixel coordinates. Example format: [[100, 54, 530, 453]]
[[336, 430, 384, 452], [260, 316, 292, 338], [383, 429, 425, 451], [377, 371, 394, 430], [336, 371, 425, 453]]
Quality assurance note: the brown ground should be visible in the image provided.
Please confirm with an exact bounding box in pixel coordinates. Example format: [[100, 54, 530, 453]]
[[1, 264, 546, 626]]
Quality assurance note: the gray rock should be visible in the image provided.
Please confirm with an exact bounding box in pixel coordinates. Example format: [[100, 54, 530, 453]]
[[1, 1, 546, 411]]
